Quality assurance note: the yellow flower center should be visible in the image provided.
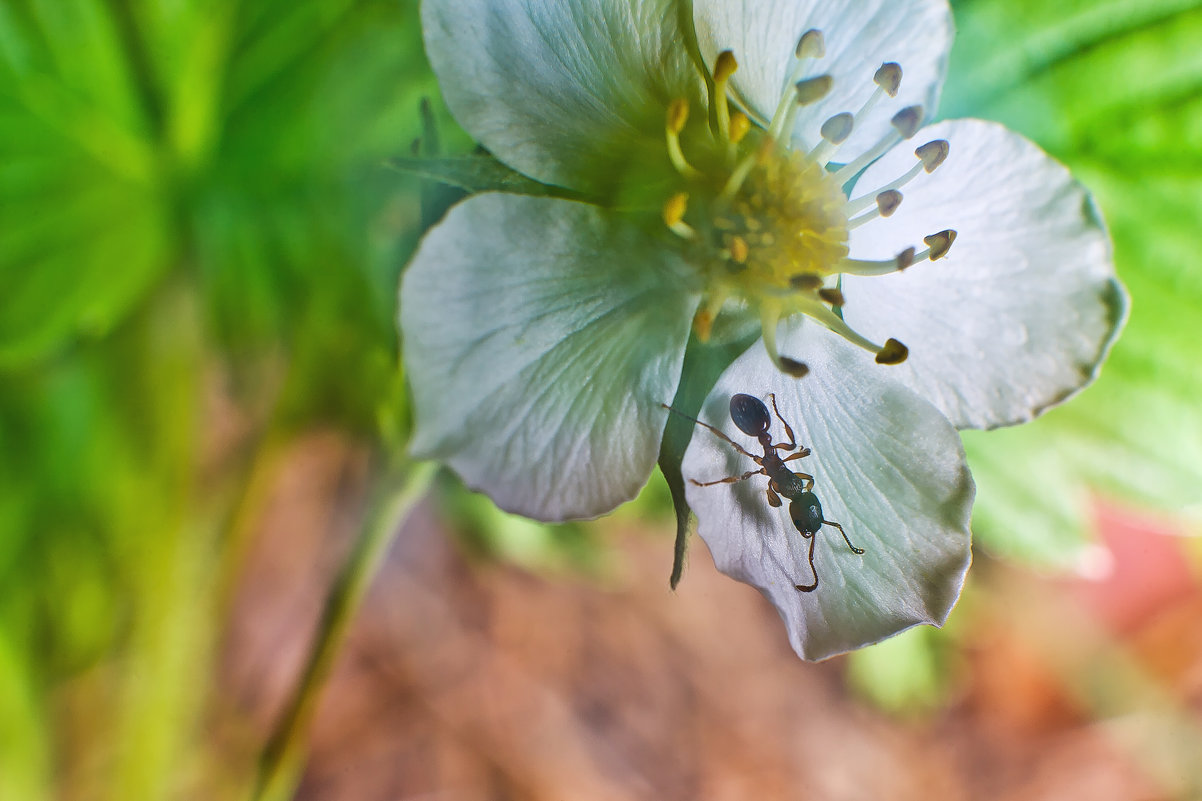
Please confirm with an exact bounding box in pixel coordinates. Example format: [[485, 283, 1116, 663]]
[[660, 32, 958, 375], [713, 143, 849, 291]]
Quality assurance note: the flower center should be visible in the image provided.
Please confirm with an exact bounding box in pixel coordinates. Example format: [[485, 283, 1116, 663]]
[[660, 31, 957, 375], [715, 144, 849, 290]]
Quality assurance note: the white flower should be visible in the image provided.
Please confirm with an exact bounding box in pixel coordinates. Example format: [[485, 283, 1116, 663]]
[[401, 0, 1126, 659]]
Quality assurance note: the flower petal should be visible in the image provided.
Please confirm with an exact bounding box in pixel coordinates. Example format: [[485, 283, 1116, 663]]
[[422, 0, 700, 197], [843, 119, 1127, 430], [681, 319, 973, 661], [692, 0, 952, 154], [401, 194, 698, 521]]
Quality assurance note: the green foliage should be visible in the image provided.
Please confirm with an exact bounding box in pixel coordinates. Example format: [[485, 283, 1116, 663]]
[[847, 625, 954, 715], [0, 0, 443, 795], [658, 331, 759, 589], [1, 0, 442, 433], [388, 152, 588, 200], [944, 0, 1202, 566]]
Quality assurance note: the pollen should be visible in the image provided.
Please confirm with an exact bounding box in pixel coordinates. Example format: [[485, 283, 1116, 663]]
[[712, 144, 849, 291]]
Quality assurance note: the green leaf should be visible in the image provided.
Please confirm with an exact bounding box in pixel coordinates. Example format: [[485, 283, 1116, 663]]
[[658, 331, 757, 589], [943, 0, 1202, 564], [0, 0, 169, 368], [388, 153, 589, 200]]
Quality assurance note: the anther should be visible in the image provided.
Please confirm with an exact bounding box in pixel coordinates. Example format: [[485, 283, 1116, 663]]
[[663, 192, 687, 226], [820, 112, 854, 145], [712, 51, 739, 140], [780, 357, 810, 378], [896, 246, 916, 270], [890, 105, 923, 139], [728, 235, 749, 263], [915, 139, 949, 172], [875, 338, 909, 365], [663, 192, 695, 238], [789, 273, 824, 291], [817, 287, 845, 307], [667, 99, 689, 134], [848, 189, 902, 228], [835, 105, 924, 184], [795, 75, 833, 105], [873, 63, 902, 97], [714, 50, 738, 84], [844, 142, 936, 217], [694, 289, 730, 342], [876, 190, 902, 217], [923, 229, 957, 260], [693, 307, 715, 341], [772, 32, 826, 135], [665, 99, 700, 178], [795, 29, 825, 59]]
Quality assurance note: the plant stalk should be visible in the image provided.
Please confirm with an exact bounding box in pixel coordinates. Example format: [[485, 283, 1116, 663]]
[[249, 460, 437, 801]]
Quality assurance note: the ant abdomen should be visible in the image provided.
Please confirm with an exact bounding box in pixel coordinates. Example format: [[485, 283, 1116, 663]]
[[729, 393, 772, 437]]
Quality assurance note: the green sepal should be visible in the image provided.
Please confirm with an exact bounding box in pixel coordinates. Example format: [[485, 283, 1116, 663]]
[[387, 153, 589, 201], [658, 330, 758, 589]]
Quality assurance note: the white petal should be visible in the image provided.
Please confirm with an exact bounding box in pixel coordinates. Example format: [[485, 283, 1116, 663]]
[[401, 194, 698, 521], [422, 0, 699, 197], [681, 319, 973, 661], [693, 0, 952, 153], [843, 119, 1127, 430]]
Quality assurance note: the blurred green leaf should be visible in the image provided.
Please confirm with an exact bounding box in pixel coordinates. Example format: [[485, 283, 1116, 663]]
[[944, 0, 1202, 565], [0, 1, 448, 794], [847, 626, 951, 715], [2, 0, 446, 435], [0, 0, 170, 368]]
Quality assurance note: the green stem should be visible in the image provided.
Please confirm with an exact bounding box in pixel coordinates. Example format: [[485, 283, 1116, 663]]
[[249, 460, 438, 801]]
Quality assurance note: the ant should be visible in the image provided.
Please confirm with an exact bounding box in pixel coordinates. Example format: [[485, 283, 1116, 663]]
[[662, 393, 864, 592]]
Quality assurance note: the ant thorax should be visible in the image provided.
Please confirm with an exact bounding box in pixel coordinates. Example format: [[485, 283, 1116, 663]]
[[772, 468, 809, 500]]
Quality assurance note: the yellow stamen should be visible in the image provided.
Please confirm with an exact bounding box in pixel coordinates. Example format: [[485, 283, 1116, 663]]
[[663, 192, 695, 238], [728, 235, 749, 263], [721, 136, 773, 200], [729, 111, 750, 144], [712, 50, 738, 141], [665, 99, 699, 178], [693, 288, 731, 342]]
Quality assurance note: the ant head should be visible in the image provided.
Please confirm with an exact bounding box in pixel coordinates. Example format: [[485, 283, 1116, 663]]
[[789, 491, 824, 535], [729, 393, 771, 437]]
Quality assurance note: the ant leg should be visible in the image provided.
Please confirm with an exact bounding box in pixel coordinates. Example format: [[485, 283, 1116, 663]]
[[661, 403, 761, 462], [823, 520, 865, 555], [782, 449, 811, 463], [794, 530, 818, 592], [766, 393, 797, 451], [787, 470, 814, 491], [689, 468, 764, 487], [766, 483, 782, 508]]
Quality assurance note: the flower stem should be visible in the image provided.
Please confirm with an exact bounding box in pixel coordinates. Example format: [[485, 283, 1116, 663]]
[[249, 460, 437, 801]]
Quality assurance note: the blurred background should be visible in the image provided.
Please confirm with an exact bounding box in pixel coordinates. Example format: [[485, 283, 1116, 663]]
[[1, 0, 1201, 799]]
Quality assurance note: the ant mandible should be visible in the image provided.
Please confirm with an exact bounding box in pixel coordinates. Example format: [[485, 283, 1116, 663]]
[[662, 393, 864, 592]]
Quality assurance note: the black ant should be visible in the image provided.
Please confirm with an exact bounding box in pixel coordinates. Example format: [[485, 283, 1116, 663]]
[[662, 393, 864, 592]]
